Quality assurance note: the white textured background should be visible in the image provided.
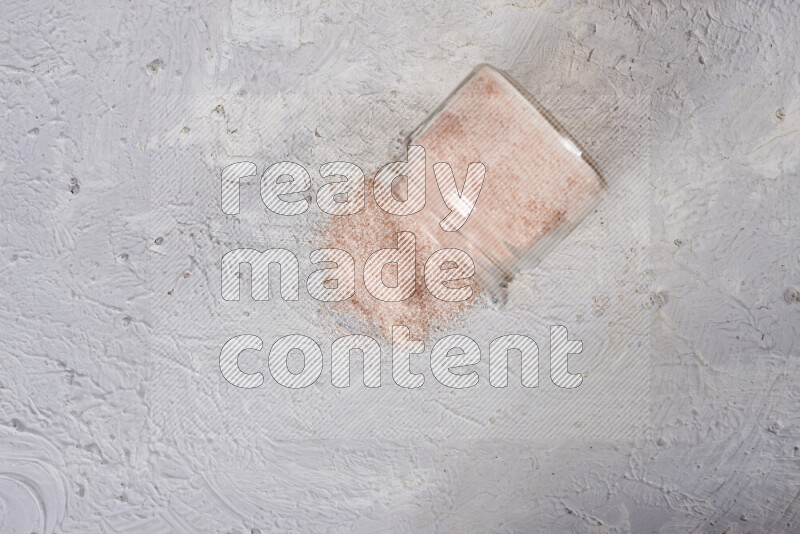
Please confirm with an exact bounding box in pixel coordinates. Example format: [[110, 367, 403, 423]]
[[1, 0, 799, 532]]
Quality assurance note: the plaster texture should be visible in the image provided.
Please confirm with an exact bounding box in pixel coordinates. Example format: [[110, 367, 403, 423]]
[[1, 0, 799, 532]]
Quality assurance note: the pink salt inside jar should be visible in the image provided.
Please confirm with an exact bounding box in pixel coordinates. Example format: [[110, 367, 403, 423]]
[[321, 65, 603, 339]]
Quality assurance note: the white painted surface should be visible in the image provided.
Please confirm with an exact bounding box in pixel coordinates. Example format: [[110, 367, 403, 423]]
[[1, 0, 798, 532]]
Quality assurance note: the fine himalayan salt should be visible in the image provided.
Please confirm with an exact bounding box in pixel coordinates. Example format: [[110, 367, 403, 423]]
[[321, 65, 603, 339]]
